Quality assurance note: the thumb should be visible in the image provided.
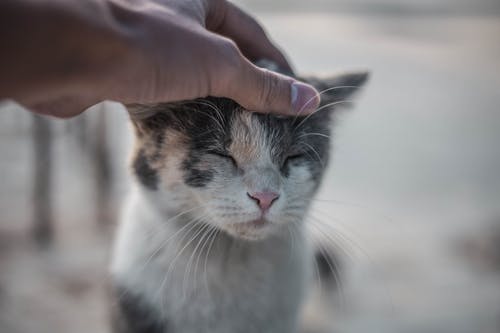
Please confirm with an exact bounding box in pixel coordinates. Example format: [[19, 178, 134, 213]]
[[223, 58, 320, 115]]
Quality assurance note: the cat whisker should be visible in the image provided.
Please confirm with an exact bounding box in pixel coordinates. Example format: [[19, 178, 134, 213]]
[[192, 224, 217, 293], [215, 205, 241, 211], [286, 218, 335, 296], [113, 206, 207, 306], [286, 223, 296, 265], [311, 197, 396, 224], [204, 228, 220, 302], [308, 211, 396, 311], [282, 211, 304, 220], [307, 214, 358, 261], [285, 201, 309, 208], [283, 211, 305, 218], [309, 205, 380, 259], [299, 141, 325, 167], [294, 85, 363, 118], [309, 223, 347, 308], [211, 196, 239, 203], [294, 100, 355, 133], [159, 218, 206, 312], [296, 132, 331, 141], [291, 85, 360, 124], [299, 145, 324, 170], [141, 217, 200, 274], [285, 206, 306, 212], [219, 212, 252, 218], [182, 222, 213, 299], [184, 100, 226, 133]]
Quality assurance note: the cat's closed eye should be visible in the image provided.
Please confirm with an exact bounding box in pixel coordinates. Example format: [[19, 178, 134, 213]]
[[283, 154, 305, 167], [209, 151, 238, 168]]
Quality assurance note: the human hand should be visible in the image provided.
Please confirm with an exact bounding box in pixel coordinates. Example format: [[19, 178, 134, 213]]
[[3, 0, 320, 117]]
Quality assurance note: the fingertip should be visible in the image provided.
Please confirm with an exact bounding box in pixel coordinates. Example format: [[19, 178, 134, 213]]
[[291, 81, 320, 115], [223, 59, 319, 116]]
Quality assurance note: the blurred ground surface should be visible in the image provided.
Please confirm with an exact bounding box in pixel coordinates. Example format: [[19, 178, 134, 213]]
[[1, 1, 500, 332]]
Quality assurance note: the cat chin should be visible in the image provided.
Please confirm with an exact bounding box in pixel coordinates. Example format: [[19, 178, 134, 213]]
[[221, 220, 279, 241]]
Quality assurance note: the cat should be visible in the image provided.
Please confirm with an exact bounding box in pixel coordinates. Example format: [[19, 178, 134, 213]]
[[110, 60, 368, 333]]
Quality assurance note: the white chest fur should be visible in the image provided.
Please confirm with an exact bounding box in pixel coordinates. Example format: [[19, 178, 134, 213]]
[[111, 190, 311, 333]]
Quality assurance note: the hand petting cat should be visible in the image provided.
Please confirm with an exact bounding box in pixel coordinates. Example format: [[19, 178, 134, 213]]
[[0, 0, 320, 118]]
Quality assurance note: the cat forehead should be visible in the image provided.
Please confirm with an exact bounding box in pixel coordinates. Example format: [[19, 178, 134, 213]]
[[166, 101, 295, 149], [229, 111, 281, 162], [133, 97, 330, 156]]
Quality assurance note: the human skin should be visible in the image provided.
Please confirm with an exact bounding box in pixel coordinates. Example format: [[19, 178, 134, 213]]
[[0, 0, 320, 118]]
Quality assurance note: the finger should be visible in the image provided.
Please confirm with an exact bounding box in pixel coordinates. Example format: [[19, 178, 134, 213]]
[[207, 0, 293, 73], [216, 54, 319, 115]]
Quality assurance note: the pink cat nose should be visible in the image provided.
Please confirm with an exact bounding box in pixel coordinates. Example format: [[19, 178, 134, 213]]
[[247, 191, 280, 211]]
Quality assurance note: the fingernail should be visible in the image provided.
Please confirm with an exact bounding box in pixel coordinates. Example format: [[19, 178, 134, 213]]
[[291, 81, 320, 114]]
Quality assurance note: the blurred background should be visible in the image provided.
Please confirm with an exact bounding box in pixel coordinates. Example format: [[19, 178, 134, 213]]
[[1, 0, 500, 332]]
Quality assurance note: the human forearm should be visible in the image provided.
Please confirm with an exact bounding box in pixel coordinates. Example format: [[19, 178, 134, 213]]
[[0, 0, 132, 106]]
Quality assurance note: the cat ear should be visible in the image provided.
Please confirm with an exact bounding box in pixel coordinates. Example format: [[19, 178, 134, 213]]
[[126, 103, 174, 136], [301, 71, 370, 107], [127, 104, 160, 121]]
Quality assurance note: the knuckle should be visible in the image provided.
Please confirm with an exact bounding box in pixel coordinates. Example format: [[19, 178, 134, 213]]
[[218, 38, 241, 66], [252, 23, 267, 39], [259, 70, 280, 107], [211, 37, 243, 93]]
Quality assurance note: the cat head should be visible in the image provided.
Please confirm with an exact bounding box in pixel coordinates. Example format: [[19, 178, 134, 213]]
[[127, 69, 368, 241]]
